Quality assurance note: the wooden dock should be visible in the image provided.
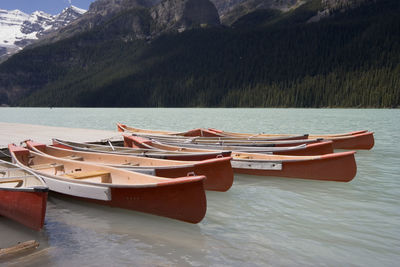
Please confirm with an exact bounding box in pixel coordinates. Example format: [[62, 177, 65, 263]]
[[0, 122, 119, 149]]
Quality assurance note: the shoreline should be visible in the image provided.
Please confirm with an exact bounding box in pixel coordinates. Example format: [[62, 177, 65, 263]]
[[0, 122, 118, 149]]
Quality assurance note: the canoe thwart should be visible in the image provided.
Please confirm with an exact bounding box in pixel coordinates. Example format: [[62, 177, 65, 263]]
[[0, 179, 24, 187], [30, 163, 64, 171]]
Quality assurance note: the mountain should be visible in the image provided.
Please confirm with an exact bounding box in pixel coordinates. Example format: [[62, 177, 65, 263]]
[[210, 0, 302, 24], [220, 0, 302, 25], [151, 0, 220, 34], [211, 0, 373, 25], [37, 0, 220, 45], [0, 0, 398, 107], [0, 6, 85, 61]]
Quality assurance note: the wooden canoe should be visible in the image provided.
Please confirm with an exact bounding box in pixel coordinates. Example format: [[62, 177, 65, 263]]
[[52, 138, 232, 161], [144, 139, 334, 156], [8, 145, 207, 224], [121, 132, 324, 147], [117, 123, 309, 141], [124, 135, 357, 182], [26, 141, 233, 192], [0, 159, 48, 231], [207, 128, 374, 150]]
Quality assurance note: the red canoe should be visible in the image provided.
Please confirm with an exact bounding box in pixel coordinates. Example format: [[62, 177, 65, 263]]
[[52, 138, 232, 161], [322, 131, 375, 150], [9, 145, 207, 224], [26, 140, 233, 192], [207, 128, 374, 150], [117, 123, 308, 141], [231, 151, 357, 182], [0, 159, 48, 231], [149, 139, 335, 156]]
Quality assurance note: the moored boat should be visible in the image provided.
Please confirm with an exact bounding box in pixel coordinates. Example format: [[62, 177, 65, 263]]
[[117, 123, 309, 141], [121, 132, 324, 147], [26, 141, 233, 192], [0, 159, 48, 231], [124, 135, 357, 182], [8, 145, 207, 224], [53, 138, 232, 161], [207, 128, 374, 150], [145, 139, 334, 156]]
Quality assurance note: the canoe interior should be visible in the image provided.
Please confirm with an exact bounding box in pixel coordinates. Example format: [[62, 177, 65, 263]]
[[12, 148, 190, 187], [54, 139, 219, 155], [123, 135, 329, 162], [31, 142, 194, 168], [0, 161, 46, 189]]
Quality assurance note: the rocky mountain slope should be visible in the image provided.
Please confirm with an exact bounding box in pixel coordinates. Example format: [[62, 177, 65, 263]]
[[0, 6, 85, 61], [213, 0, 374, 25], [0, 0, 398, 107], [219, 0, 302, 25], [38, 0, 220, 45]]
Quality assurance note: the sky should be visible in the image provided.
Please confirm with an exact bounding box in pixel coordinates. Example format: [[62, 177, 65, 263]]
[[1, 0, 96, 15]]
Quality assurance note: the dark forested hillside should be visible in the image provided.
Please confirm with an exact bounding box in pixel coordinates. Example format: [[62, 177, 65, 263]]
[[0, 0, 399, 107]]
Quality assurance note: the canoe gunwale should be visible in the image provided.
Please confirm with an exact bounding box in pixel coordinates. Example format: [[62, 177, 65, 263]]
[[53, 138, 231, 158], [0, 186, 49, 192]]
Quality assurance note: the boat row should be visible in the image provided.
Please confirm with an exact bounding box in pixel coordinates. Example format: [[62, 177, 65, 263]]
[[117, 123, 375, 150], [0, 124, 373, 230]]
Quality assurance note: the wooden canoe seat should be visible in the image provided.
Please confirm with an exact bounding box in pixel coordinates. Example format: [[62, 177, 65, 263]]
[[0, 179, 23, 187], [62, 155, 84, 161], [63, 171, 111, 183], [31, 163, 64, 170]]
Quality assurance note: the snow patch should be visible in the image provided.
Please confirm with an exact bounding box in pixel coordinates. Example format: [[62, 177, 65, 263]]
[[0, 6, 86, 59]]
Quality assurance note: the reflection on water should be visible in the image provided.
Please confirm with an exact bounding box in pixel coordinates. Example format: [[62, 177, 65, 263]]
[[1, 108, 400, 266]]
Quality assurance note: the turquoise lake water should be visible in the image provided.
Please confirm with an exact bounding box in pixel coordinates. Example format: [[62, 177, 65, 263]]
[[0, 108, 399, 266]]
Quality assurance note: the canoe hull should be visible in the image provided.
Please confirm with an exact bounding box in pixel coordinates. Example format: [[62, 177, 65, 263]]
[[233, 151, 357, 182], [329, 132, 374, 150], [274, 141, 334, 156], [155, 158, 234, 192], [57, 178, 207, 224], [0, 189, 47, 231]]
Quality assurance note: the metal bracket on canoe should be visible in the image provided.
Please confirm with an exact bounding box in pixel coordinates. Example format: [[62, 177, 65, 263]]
[[107, 140, 115, 151], [231, 160, 283, 170]]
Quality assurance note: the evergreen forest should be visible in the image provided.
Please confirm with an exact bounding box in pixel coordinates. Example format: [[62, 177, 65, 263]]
[[0, 0, 399, 107]]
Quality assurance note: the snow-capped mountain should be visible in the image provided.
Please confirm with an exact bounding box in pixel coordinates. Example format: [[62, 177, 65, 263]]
[[0, 6, 86, 60]]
